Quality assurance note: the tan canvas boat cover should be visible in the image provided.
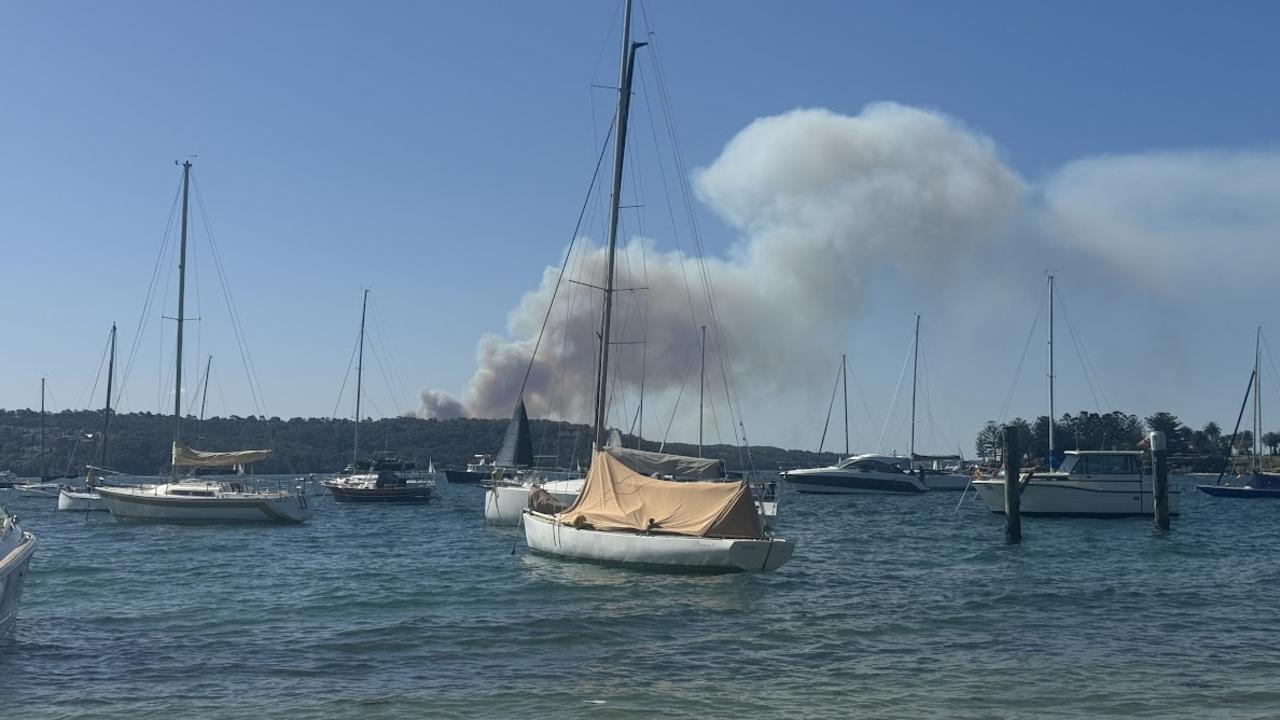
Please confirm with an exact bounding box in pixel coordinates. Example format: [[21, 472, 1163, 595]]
[[557, 451, 762, 539], [172, 442, 272, 468], [603, 445, 725, 479]]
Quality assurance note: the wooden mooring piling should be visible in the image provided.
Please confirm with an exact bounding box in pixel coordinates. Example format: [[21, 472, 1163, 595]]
[[1002, 424, 1021, 544], [1149, 431, 1170, 531]]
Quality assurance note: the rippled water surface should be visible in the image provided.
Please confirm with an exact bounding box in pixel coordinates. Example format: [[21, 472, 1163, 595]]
[[3, 477, 1278, 719]]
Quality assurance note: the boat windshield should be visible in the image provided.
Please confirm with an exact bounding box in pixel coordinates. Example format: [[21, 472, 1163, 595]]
[[1057, 455, 1079, 474], [835, 456, 909, 473]]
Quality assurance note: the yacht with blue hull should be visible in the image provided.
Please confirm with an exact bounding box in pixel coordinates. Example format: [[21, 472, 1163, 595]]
[[972, 450, 1180, 517], [1198, 474, 1280, 498], [782, 454, 927, 494]]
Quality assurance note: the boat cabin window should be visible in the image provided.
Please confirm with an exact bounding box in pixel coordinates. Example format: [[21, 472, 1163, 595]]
[[1075, 454, 1140, 475], [170, 489, 216, 497]]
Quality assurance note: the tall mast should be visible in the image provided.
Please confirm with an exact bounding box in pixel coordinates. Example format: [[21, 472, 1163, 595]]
[[101, 323, 117, 468], [591, 0, 646, 450], [1047, 273, 1055, 462], [40, 377, 46, 479], [173, 160, 192, 473], [637, 337, 646, 450], [910, 314, 920, 458], [842, 353, 849, 456], [698, 325, 706, 458], [1255, 326, 1262, 471], [198, 355, 213, 442], [354, 288, 369, 463]]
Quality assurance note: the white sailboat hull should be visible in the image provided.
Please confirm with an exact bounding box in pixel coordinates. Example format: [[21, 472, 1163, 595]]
[[922, 472, 971, 491], [13, 483, 61, 497], [523, 511, 793, 572], [484, 480, 583, 526], [57, 488, 108, 512], [97, 484, 315, 524], [0, 520, 37, 637], [483, 479, 778, 527], [972, 477, 1181, 517]]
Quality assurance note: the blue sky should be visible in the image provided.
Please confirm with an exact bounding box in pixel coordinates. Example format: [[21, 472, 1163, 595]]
[[2, 1, 1279, 452]]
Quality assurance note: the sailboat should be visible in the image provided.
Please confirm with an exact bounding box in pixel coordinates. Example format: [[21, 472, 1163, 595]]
[[782, 351, 928, 495], [0, 508, 37, 637], [324, 290, 435, 503], [14, 379, 68, 495], [96, 161, 314, 524], [1197, 328, 1280, 498], [905, 316, 970, 490], [972, 275, 1180, 516], [482, 398, 556, 525], [521, 0, 793, 572], [58, 323, 120, 512]]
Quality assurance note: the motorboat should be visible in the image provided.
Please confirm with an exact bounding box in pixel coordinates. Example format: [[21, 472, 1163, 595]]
[[445, 455, 508, 484], [323, 470, 435, 503], [782, 454, 927, 494], [971, 450, 1180, 516], [0, 509, 37, 637]]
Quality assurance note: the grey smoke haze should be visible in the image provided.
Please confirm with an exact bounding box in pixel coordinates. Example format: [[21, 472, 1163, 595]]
[[1039, 148, 1280, 289], [417, 102, 1280, 442], [416, 103, 1025, 422]]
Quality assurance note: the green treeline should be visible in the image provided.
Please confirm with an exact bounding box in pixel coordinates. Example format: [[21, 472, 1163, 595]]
[[8, 407, 1276, 478], [974, 410, 1280, 471], [0, 409, 828, 477]]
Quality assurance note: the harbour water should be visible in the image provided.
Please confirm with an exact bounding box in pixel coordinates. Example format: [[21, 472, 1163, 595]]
[[3, 477, 1278, 719]]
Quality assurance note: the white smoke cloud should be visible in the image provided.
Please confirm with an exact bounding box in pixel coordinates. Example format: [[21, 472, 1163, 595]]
[[1040, 148, 1280, 289], [415, 103, 1025, 425], [417, 100, 1280, 449]]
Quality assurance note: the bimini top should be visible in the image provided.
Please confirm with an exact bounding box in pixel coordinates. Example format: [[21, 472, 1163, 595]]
[[556, 450, 761, 539], [172, 442, 272, 468]]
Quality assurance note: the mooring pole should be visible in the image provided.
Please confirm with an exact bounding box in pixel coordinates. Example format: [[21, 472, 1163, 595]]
[[1003, 424, 1022, 543], [1149, 430, 1170, 531]]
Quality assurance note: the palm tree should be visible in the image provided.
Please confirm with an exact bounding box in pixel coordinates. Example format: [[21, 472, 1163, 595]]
[[1263, 431, 1280, 456]]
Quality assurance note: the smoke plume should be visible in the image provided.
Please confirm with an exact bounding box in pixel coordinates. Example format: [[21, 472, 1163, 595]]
[[416, 103, 1025, 426]]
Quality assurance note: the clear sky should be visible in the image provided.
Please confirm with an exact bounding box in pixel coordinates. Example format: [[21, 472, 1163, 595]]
[[2, 1, 1279, 453]]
